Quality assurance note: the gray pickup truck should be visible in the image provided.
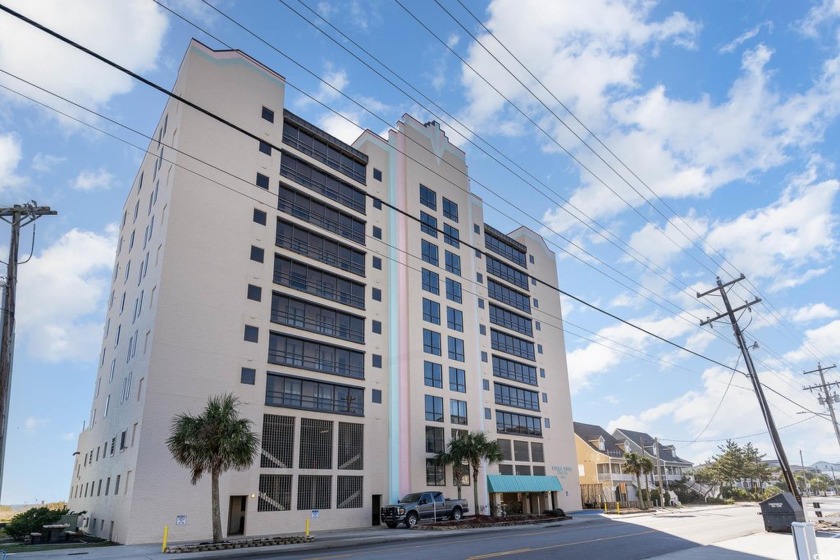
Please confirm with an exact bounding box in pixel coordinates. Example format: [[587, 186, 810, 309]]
[[380, 491, 469, 528]]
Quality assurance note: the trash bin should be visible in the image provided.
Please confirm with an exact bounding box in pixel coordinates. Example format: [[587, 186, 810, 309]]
[[759, 492, 805, 532]]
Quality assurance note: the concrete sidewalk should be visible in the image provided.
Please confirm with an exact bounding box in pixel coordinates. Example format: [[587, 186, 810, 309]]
[[7, 510, 839, 559]]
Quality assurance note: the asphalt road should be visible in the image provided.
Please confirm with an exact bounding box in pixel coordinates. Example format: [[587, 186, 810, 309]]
[[247, 505, 766, 560]]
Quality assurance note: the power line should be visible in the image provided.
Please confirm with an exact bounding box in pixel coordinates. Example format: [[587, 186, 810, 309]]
[[0, 4, 823, 425]]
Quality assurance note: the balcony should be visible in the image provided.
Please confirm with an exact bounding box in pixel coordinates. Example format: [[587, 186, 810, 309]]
[[597, 473, 634, 482]]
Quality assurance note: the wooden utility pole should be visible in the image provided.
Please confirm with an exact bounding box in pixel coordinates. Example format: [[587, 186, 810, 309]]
[[697, 275, 802, 505], [0, 203, 57, 500], [803, 364, 840, 450], [654, 437, 666, 506]]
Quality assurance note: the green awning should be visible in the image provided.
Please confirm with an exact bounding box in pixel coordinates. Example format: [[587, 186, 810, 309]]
[[486, 475, 563, 493]]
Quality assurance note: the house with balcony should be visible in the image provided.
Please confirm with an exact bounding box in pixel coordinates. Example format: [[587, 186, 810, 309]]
[[612, 428, 693, 489], [574, 422, 638, 507]]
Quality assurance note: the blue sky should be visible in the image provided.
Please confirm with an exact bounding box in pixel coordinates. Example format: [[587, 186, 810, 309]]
[[0, 0, 839, 504]]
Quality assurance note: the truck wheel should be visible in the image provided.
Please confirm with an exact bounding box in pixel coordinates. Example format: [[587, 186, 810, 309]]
[[451, 507, 462, 521], [386, 522, 398, 529], [405, 512, 419, 528]]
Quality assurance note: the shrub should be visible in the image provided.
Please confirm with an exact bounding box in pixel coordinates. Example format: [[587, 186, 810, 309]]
[[543, 508, 566, 517], [6, 505, 68, 541], [722, 487, 750, 501], [761, 486, 782, 500]]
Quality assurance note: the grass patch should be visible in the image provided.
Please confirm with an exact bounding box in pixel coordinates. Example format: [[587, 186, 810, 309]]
[[0, 538, 117, 554]]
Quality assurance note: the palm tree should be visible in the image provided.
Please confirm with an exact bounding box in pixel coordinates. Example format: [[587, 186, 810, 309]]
[[167, 394, 259, 543], [623, 452, 646, 509], [435, 437, 468, 500], [438, 431, 502, 516], [640, 457, 654, 507]]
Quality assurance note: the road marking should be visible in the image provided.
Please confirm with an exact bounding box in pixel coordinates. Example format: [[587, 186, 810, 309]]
[[465, 529, 657, 559]]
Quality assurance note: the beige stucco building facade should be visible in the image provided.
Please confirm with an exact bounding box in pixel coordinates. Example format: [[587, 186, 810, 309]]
[[67, 40, 581, 544]]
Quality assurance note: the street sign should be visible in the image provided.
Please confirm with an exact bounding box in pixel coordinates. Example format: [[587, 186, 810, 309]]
[[311, 510, 319, 519], [176, 515, 187, 526]]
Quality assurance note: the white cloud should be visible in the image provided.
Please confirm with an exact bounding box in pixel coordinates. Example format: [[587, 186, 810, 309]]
[[719, 21, 773, 53], [0, 0, 168, 122], [318, 110, 363, 145], [0, 132, 25, 191], [798, 0, 840, 38], [71, 168, 115, 192], [790, 303, 839, 323], [318, 68, 349, 103], [625, 213, 708, 269], [31, 153, 66, 174], [62, 432, 76, 441], [23, 416, 48, 434], [566, 311, 702, 391], [447, 34, 460, 49], [785, 319, 840, 364], [17, 227, 117, 362], [705, 175, 839, 291]]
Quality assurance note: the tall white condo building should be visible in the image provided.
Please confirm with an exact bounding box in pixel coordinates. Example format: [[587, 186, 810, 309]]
[[68, 40, 581, 544]]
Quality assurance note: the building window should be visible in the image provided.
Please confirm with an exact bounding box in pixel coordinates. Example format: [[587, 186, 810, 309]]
[[447, 307, 463, 332], [266, 374, 364, 416], [271, 292, 365, 343], [450, 399, 468, 425], [493, 355, 538, 385], [529, 254, 535, 264], [423, 329, 442, 356], [268, 333, 364, 379], [278, 185, 366, 245], [373, 198, 382, 210], [540, 368, 545, 378], [494, 382, 540, 411], [533, 298, 539, 308], [489, 304, 533, 336], [247, 284, 262, 301], [276, 218, 365, 276], [426, 458, 445, 486], [372, 320, 382, 334], [479, 324, 486, 335], [481, 351, 488, 362], [496, 411, 542, 437], [487, 279, 530, 313], [256, 173, 270, 189], [444, 224, 460, 248], [426, 426, 444, 453], [259, 141, 272, 155], [445, 251, 461, 276], [372, 389, 382, 403], [338, 422, 364, 470], [280, 152, 366, 213], [448, 336, 465, 362], [544, 418, 551, 429], [420, 212, 438, 237], [535, 321, 541, 331], [244, 325, 259, 343], [486, 256, 530, 290], [422, 269, 440, 294], [372, 288, 382, 301], [538, 344, 543, 354], [482, 379, 490, 391], [274, 256, 366, 309], [254, 208, 267, 225], [372, 354, 382, 368], [491, 329, 535, 361], [373, 226, 382, 239], [423, 298, 441, 325], [477, 272, 483, 283], [373, 256, 382, 270], [420, 184, 437, 210], [485, 407, 492, 420], [250, 246, 264, 263], [259, 474, 292, 511], [262, 106, 275, 122], [478, 298, 485, 309], [241, 367, 256, 385], [337, 475, 364, 508], [425, 395, 444, 422], [449, 367, 466, 392], [424, 361, 443, 388], [373, 168, 382, 181], [443, 198, 458, 222], [421, 240, 439, 266], [446, 278, 462, 303]]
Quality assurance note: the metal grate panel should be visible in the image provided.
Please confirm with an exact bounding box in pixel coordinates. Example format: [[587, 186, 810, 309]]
[[300, 418, 333, 469], [258, 474, 292, 511], [261, 414, 295, 468], [338, 422, 364, 470], [298, 475, 332, 510], [514, 440, 530, 462], [337, 475, 363, 508]]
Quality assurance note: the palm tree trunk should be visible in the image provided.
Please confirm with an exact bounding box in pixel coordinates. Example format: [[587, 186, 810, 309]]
[[635, 474, 645, 509], [644, 475, 651, 508], [211, 468, 222, 543], [473, 468, 480, 517]]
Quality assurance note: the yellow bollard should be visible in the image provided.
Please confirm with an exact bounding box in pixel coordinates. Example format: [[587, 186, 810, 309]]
[[305, 518, 310, 537], [617, 502, 620, 514], [603, 502, 607, 513], [162, 525, 169, 552]]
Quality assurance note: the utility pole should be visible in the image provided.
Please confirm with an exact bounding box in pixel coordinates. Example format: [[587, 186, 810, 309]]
[[654, 437, 665, 507], [803, 364, 840, 450], [697, 275, 802, 505], [0, 203, 57, 500]]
